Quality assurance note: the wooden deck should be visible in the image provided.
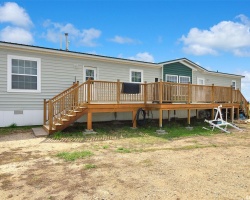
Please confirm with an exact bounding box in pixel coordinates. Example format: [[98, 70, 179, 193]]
[[43, 80, 249, 134]]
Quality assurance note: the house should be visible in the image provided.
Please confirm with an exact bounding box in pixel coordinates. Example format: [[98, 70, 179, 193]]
[[0, 41, 247, 131]]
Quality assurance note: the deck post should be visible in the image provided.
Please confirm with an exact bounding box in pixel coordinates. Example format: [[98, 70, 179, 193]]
[[230, 85, 233, 103], [144, 81, 147, 104], [236, 107, 239, 120], [196, 109, 198, 119], [87, 78, 91, 104], [187, 109, 191, 125], [117, 79, 120, 104], [48, 100, 53, 131], [43, 99, 46, 125], [132, 110, 137, 128], [159, 79, 163, 104], [168, 110, 170, 121], [87, 112, 93, 130], [159, 109, 163, 128], [74, 81, 79, 109], [211, 108, 215, 120], [211, 84, 215, 103], [231, 107, 234, 122], [188, 82, 191, 104]]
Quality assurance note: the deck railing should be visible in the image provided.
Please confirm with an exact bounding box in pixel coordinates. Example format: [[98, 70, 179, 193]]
[[44, 79, 248, 129]]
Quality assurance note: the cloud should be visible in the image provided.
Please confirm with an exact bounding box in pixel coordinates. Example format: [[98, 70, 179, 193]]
[[80, 28, 101, 47], [0, 26, 33, 44], [241, 71, 250, 101], [180, 14, 250, 56], [43, 20, 101, 47], [0, 2, 33, 28], [109, 35, 138, 44], [128, 52, 154, 62]]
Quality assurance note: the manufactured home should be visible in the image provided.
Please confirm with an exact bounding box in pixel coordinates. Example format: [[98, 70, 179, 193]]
[[0, 41, 247, 133]]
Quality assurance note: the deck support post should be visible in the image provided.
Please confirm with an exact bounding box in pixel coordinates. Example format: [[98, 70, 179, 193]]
[[231, 107, 234, 122], [211, 108, 215, 120], [236, 107, 239, 120], [187, 109, 191, 125], [132, 110, 137, 128], [196, 109, 198, 119], [159, 109, 163, 128], [87, 112, 93, 130]]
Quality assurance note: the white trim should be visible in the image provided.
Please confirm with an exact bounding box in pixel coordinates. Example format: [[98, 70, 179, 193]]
[[197, 77, 205, 85], [130, 69, 143, 83], [232, 80, 236, 90], [165, 74, 178, 83], [7, 55, 41, 93], [179, 76, 190, 83]]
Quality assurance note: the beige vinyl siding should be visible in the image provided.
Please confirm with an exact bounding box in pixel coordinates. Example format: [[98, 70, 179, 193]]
[[0, 47, 161, 111], [193, 71, 241, 90]]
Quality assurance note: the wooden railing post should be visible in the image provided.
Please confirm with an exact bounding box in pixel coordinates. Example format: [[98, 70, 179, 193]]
[[117, 79, 120, 104], [87, 78, 91, 104], [188, 82, 191, 104], [211, 84, 214, 103], [43, 99, 47, 125], [74, 81, 79, 108], [159, 79, 163, 104], [230, 85, 234, 103], [48, 99, 53, 130], [144, 81, 147, 104]]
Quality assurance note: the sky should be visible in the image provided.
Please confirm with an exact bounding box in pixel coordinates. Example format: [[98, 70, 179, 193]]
[[0, 0, 250, 100]]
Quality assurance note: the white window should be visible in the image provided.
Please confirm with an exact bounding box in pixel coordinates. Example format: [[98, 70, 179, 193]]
[[84, 67, 96, 81], [166, 74, 178, 83], [197, 78, 205, 85], [232, 80, 236, 90], [179, 76, 190, 84], [130, 69, 143, 83], [7, 55, 41, 93]]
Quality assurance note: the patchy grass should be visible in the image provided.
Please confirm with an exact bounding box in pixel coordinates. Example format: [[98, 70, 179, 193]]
[[84, 164, 97, 170], [56, 150, 93, 161], [49, 119, 220, 142], [116, 147, 131, 153]]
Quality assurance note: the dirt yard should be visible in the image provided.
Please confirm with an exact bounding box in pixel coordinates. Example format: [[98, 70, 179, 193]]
[[0, 124, 249, 200]]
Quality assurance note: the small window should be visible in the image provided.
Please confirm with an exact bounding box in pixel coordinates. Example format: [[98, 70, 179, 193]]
[[232, 80, 236, 90], [179, 76, 190, 84], [7, 55, 41, 93], [166, 74, 178, 83], [85, 69, 96, 81], [197, 78, 205, 85], [130, 69, 143, 83]]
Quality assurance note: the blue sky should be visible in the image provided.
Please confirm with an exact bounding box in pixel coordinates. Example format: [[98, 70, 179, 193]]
[[0, 0, 250, 100]]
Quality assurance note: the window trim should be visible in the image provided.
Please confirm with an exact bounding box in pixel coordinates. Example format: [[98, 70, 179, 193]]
[[179, 76, 190, 84], [7, 55, 41, 93], [165, 74, 178, 83], [232, 80, 236, 90], [83, 66, 97, 82], [130, 69, 143, 83], [197, 78, 205, 85]]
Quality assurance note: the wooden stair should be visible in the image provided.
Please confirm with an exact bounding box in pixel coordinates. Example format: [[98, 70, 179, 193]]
[[43, 106, 88, 134]]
